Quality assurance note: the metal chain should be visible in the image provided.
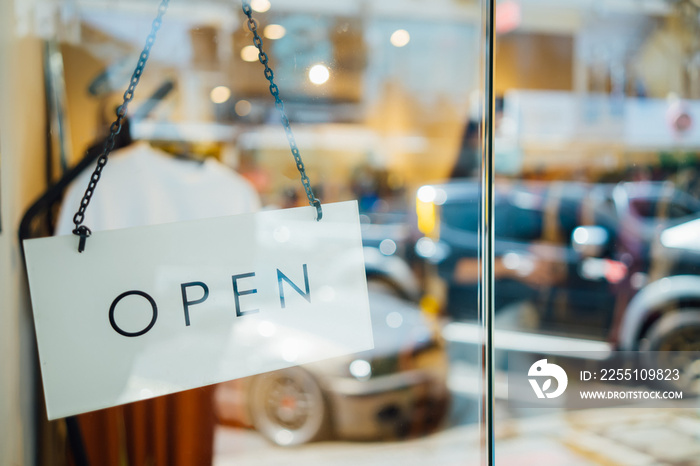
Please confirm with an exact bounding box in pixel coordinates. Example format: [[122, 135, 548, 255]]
[[242, 2, 323, 222], [71, 0, 170, 252]]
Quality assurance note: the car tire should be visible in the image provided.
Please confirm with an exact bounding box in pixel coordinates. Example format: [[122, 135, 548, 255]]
[[639, 309, 700, 395], [249, 367, 330, 446]]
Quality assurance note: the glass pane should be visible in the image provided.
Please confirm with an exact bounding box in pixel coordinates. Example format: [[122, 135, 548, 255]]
[[12, 0, 491, 464], [488, 1, 700, 464]]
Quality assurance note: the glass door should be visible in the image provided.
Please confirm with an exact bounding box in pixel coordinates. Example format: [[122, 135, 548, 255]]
[[10, 0, 494, 464], [490, 1, 700, 464]]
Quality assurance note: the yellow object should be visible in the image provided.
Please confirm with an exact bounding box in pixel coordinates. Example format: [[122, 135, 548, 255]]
[[416, 199, 436, 236], [419, 294, 441, 316]]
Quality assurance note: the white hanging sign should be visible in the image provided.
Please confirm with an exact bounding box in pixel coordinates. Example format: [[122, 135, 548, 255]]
[[24, 201, 373, 420]]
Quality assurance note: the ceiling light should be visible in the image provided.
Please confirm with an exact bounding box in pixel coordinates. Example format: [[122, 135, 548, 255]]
[[264, 24, 286, 40], [417, 185, 436, 203], [235, 100, 252, 116], [390, 29, 410, 47], [240, 45, 259, 62], [308, 64, 330, 85], [210, 86, 231, 104], [250, 0, 271, 13]]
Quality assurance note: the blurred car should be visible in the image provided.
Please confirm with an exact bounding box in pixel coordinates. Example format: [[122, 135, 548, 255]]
[[413, 179, 700, 352], [214, 249, 449, 445], [609, 181, 700, 234], [632, 216, 700, 392]]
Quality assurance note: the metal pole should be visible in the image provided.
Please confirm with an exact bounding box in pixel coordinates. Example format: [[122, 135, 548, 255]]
[[480, 0, 496, 464]]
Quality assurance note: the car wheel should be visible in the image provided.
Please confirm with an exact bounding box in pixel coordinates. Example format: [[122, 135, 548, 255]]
[[640, 310, 700, 395], [249, 367, 330, 446]]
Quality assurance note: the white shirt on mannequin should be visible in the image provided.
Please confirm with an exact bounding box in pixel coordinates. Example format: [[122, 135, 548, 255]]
[[55, 141, 261, 235]]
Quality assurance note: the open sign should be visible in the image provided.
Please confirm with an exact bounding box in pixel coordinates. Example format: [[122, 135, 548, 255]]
[[24, 201, 373, 420]]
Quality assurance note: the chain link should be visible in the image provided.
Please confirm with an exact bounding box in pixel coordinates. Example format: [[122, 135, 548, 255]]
[[242, 2, 322, 221], [71, 0, 170, 252]]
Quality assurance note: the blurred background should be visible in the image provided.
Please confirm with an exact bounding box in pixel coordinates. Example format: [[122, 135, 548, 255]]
[[2, 0, 700, 465]]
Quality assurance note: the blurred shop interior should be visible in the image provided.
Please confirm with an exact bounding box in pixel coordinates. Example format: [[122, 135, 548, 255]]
[[2, 0, 700, 465]]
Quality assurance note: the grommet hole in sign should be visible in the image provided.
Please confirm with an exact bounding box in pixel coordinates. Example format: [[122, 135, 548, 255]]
[[23, 0, 371, 420]]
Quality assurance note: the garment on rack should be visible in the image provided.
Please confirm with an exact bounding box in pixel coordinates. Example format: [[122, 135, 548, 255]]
[[56, 141, 260, 234], [54, 141, 261, 466]]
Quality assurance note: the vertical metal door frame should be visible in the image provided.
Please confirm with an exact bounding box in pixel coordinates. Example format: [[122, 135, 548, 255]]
[[480, 0, 496, 464]]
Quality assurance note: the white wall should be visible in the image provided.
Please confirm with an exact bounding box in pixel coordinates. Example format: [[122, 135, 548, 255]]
[[0, 0, 47, 464]]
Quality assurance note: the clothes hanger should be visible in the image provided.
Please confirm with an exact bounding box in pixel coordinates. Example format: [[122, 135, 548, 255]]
[[18, 118, 133, 243], [18, 79, 176, 243]]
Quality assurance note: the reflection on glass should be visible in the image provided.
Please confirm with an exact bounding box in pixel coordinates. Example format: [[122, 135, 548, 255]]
[[38, 0, 487, 464], [406, 0, 700, 463], [486, 1, 698, 464]]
